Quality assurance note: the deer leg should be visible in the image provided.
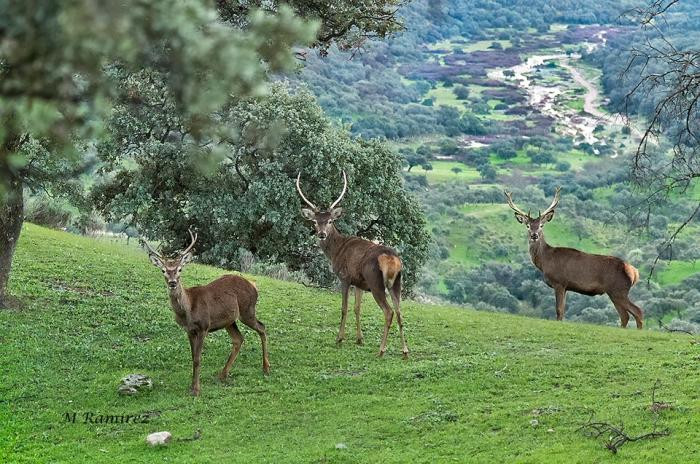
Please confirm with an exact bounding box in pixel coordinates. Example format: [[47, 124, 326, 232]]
[[336, 282, 351, 345], [354, 287, 364, 345], [554, 287, 567, 321], [627, 301, 644, 329], [371, 287, 394, 357], [241, 315, 270, 374], [220, 323, 244, 381], [610, 299, 630, 328], [611, 293, 643, 329], [389, 277, 408, 359], [189, 331, 205, 396]]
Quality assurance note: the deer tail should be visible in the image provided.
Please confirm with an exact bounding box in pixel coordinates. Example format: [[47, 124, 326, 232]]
[[624, 263, 639, 287], [377, 254, 402, 289]]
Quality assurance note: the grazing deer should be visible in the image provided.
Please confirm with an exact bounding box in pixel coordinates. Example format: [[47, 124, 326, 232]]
[[504, 187, 644, 329], [142, 230, 270, 396], [296, 171, 409, 358]]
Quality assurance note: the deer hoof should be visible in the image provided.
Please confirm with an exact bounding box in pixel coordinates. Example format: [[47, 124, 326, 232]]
[[218, 372, 229, 381], [377, 350, 385, 358], [402, 351, 409, 360], [335, 338, 344, 346], [262, 364, 270, 375], [356, 337, 364, 345], [190, 386, 200, 397]]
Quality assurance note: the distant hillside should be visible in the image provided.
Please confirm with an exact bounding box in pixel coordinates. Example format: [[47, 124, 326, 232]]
[[1, 224, 698, 462], [292, 0, 700, 327]]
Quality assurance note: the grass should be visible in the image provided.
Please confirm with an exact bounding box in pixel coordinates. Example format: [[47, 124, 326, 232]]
[[2, 224, 700, 463], [409, 161, 484, 183], [425, 85, 467, 111], [656, 260, 700, 286]]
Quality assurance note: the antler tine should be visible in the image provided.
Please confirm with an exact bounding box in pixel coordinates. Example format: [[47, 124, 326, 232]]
[[329, 170, 348, 210], [180, 227, 198, 257], [139, 235, 163, 259], [539, 186, 561, 219], [296, 172, 318, 211], [504, 190, 531, 219]]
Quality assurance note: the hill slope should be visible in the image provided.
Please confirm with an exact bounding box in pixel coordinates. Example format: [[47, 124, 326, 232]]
[[1, 224, 698, 463]]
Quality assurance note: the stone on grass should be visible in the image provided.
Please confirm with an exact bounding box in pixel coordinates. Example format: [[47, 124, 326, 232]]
[[146, 431, 172, 446], [119, 374, 152, 396]]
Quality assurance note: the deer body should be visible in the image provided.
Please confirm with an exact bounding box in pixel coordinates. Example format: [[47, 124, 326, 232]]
[[144, 231, 270, 396], [297, 172, 408, 358], [506, 188, 643, 328]]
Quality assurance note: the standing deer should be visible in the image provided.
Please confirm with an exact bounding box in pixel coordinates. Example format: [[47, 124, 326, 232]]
[[142, 230, 270, 396], [296, 171, 409, 358], [504, 187, 644, 329]]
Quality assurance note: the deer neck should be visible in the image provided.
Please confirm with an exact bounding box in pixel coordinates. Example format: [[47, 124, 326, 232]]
[[529, 235, 552, 271], [168, 282, 191, 319], [319, 226, 348, 263]]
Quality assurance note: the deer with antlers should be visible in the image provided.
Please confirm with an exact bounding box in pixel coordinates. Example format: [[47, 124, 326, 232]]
[[142, 230, 270, 396], [504, 187, 644, 329], [296, 171, 409, 358]]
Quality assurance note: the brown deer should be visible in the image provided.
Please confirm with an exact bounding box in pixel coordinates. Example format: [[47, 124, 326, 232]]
[[296, 171, 409, 358], [142, 230, 270, 396], [504, 187, 644, 329]]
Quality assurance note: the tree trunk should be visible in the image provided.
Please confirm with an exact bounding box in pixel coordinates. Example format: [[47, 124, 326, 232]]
[[0, 177, 23, 307], [0, 125, 24, 308]]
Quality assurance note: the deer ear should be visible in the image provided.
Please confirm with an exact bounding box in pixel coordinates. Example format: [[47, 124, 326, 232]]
[[514, 213, 528, 224], [330, 207, 343, 220], [301, 208, 316, 221], [149, 254, 164, 269], [180, 252, 193, 266], [542, 211, 555, 223]]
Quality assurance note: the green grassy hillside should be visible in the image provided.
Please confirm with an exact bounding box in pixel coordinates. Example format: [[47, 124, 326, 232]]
[[2, 224, 699, 463]]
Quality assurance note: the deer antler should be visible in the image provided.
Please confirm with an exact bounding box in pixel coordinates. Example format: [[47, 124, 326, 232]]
[[329, 170, 347, 210], [139, 235, 163, 259], [180, 228, 198, 257], [296, 172, 318, 211], [539, 187, 561, 219], [504, 190, 531, 219]]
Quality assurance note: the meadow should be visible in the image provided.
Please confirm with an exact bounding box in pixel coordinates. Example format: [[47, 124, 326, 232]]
[[2, 224, 699, 463]]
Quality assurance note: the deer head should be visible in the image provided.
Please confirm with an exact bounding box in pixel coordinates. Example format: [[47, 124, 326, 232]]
[[504, 187, 561, 242], [142, 229, 198, 289], [297, 171, 347, 241]]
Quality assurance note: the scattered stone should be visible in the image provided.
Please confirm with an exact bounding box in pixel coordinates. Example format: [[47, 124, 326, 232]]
[[547, 428, 555, 433], [335, 443, 348, 450], [119, 374, 152, 396], [146, 431, 172, 446], [530, 419, 539, 428]]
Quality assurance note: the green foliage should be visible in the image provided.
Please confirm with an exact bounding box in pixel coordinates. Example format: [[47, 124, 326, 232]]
[[4, 224, 698, 462], [92, 85, 430, 292]]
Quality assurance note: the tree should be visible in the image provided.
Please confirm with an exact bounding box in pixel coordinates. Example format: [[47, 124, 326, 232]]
[[623, 0, 700, 258], [453, 85, 471, 100], [478, 163, 498, 181], [0, 0, 409, 307], [451, 167, 463, 175], [0, 1, 319, 307], [92, 85, 430, 292]]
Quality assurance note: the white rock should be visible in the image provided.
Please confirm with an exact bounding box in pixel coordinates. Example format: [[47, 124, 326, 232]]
[[146, 431, 172, 446], [335, 443, 347, 449], [530, 419, 539, 427]]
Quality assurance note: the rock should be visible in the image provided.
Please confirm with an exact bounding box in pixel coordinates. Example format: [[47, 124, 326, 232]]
[[547, 428, 555, 433], [119, 374, 152, 395], [335, 443, 347, 450], [530, 419, 539, 428], [146, 431, 172, 446]]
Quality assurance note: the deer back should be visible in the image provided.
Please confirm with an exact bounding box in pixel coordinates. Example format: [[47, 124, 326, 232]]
[[185, 275, 258, 331], [540, 246, 635, 295]]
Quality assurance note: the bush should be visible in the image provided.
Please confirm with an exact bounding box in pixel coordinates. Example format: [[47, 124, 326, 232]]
[[25, 195, 73, 229]]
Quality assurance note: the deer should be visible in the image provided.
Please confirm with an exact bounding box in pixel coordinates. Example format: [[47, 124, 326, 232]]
[[142, 229, 270, 396], [504, 187, 644, 329], [296, 171, 409, 358]]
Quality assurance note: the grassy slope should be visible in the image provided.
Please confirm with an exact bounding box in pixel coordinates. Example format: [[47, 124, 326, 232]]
[[2, 224, 699, 463]]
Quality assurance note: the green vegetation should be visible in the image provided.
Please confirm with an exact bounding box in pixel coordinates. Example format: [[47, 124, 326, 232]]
[[3, 224, 699, 463]]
